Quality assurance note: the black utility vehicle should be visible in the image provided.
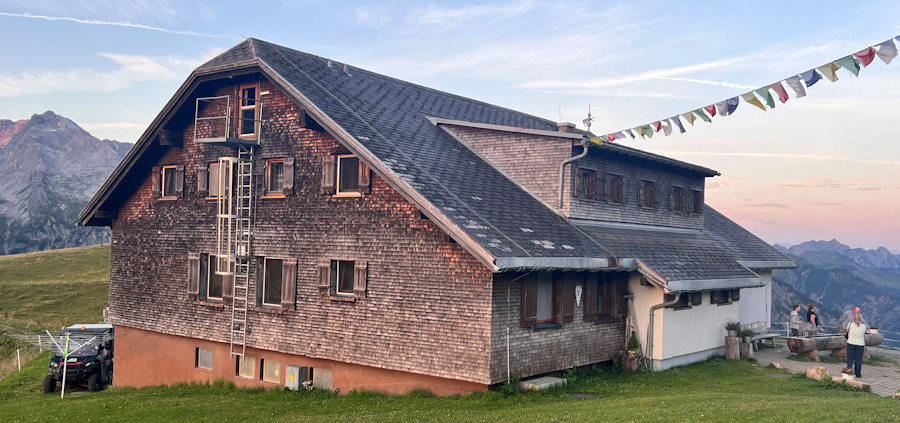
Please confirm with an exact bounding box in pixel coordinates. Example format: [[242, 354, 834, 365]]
[[43, 324, 114, 393]]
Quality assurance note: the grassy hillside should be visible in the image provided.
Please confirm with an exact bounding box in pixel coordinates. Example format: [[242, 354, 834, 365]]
[[1, 354, 898, 421], [0, 245, 109, 363]]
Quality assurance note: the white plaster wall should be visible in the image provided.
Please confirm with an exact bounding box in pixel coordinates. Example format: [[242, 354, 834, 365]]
[[739, 270, 772, 329], [660, 292, 739, 361], [629, 275, 662, 359]]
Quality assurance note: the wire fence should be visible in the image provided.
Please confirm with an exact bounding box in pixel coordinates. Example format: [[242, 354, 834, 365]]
[[0, 344, 41, 382], [773, 322, 900, 349]]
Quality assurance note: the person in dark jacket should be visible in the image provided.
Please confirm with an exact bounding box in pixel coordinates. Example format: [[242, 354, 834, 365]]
[[806, 304, 821, 337]]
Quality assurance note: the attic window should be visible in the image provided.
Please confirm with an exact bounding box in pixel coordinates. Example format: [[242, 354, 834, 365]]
[[606, 174, 624, 204], [691, 190, 704, 214], [639, 180, 657, 209], [153, 165, 184, 199], [575, 168, 596, 200], [239, 84, 258, 138], [670, 186, 683, 211], [338, 155, 359, 193], [321, 154, 370, 196]]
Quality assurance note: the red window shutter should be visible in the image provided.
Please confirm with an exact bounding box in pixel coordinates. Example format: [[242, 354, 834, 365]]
[[281, 258, 297, 310], [321, 155, 336, 194], [353, 261, 367, 297], [188, 253, 200, 301], [521, 275, 538, 328], [197, 164, 208, 197], [561, 274, 576, 323], [151, 166, 161, 198], [583, 273, 598, 322], [174, 164, 185, 198], [317, 259, 330, 295], [283, 157, 295, 195], [358, 161, 371, 194]]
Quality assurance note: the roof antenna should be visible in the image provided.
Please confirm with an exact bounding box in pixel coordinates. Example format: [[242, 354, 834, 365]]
[[582, 103, 593, 131], [558, 100, 562, 123]]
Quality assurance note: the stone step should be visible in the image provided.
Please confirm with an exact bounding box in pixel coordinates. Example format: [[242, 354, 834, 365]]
[[520, 376, 566, 391]]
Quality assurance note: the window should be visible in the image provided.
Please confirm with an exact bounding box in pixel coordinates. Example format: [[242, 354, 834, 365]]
[[606, 174, 624, 204], [152, 165, 184, 199], [237, 355, 255, 378], [338, 155, 359, 194], [711, 289, 740, 305], [261, 359, 281, 383], [318, 259, 367, 299], [665, 292, 692, 310], [575, 168, 596, 200], [206, 254, 224, 300], [321, 154, 370, 195], [262, 258, 282, 306], [583, 272, 628, 322], [670, 186, 683, 211], [691, 189, 704, 214], [639, 180, 656, 208], [266, 159, 284, 194], [255, 257, 297, 309], [196, 348, 213, 369], [209, 162, 223, 198], [521, 272, 576, 328], [239, 84, 258, 138]]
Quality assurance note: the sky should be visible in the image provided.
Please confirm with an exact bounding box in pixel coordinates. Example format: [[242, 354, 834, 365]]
[[1, 0, 899, 252]]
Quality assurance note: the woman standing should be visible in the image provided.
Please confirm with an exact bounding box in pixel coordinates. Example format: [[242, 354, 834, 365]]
[[806, 304, 821, 336], [846, 312, 868, 379]]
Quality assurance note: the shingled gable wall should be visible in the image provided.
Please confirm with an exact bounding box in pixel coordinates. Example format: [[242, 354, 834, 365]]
[[108, 78, 496, 392]]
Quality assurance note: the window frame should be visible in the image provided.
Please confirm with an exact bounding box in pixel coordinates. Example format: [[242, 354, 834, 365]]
[[261, 257, 284, 307], [670, 186, 683, 212], [336, 154, 360, 195], [238, 83, 259, 139], [333, 260, 356, 296], [640, 180, 656, 209], [691, 189, 704, 214], [607, 174, 624, 204], [236, 355, 256, 378], [196, 347, 213, 370], [260, 358, 281, 383], [208, 162, 223, 199], [161, 165, 178, 198], [665, 292, 692, 310], [264, 158, 285, 196], [521, 271, 576, 329], [583, 272, 628, 322], [205, 254, 224, 300], [575, 168, 596, 201], [710, 289, 740, 305]]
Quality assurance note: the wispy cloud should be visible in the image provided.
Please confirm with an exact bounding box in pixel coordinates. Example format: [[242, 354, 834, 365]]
[[652, 151, 900, 166], [0, 11, 222, 37], [655, 77, 756, 90], [742, 203, 791, 208], [777, 181, 824, 188], [355, 0, 537, 31], [806, 202, 843, 206], [0, 52, 200, 98]]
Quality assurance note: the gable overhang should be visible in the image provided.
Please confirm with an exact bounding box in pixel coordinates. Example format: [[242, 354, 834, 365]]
[[426, 117, 585, 140], [495, 257, 635, 272]]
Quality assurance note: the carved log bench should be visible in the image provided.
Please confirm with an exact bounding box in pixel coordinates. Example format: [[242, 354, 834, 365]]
[[751, 333, 779, 351], [787, 333, 883, 362]]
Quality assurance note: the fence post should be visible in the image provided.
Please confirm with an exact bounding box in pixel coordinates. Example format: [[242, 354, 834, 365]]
[[17, 349, 21, 371]]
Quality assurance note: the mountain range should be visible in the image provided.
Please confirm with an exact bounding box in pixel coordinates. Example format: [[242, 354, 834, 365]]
[[772, 240, 900, 346], [0, 111, 131, 255]]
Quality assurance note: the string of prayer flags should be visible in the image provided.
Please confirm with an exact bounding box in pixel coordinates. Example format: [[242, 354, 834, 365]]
[[876, 39, 897, 64], [785, 76, 807, 97], [741, 92, 766, 111], [671, 115, 686, 133], [693, 109, 712, 123], [770, 82, 789, 103], [615, 131, 627, 140], [817, 62, 839, 81], [836, 55, 860, 76]]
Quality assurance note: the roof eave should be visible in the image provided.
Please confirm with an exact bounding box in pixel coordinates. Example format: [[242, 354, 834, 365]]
[[737, 260, 797, 269]]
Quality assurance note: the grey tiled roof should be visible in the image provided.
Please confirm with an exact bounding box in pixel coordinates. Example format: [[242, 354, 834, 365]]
[[702, 206, 796, 268]]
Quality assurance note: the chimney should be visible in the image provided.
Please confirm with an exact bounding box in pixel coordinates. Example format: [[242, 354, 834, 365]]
[[557, 122, 577, 133]]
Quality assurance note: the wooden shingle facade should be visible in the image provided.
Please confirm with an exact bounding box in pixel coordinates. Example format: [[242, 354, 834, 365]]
[[81, 38, 793, 394]]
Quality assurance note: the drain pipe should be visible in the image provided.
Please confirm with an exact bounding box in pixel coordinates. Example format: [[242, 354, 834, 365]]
[[647, 294, 681, 370], [557, 138, 589, 208]]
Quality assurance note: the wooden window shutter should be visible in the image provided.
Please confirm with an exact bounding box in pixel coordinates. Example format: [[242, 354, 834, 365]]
[[616, 272, 629, 318], [731, 289, 740, 302], [197, 164, 208, 197], [638, 181, 645, 207], [691, 291, 702, 306], [620, 177, 626, 204], [358, 161, 371, 194], [321, 155, 336, 194], [151, 166, 161, 198], [317, 259, 330, 295], [664, 293, 676, 303], [594, 173, 606, 201], [188, 253, 200, 301], [683, 190, 692, 213], [283, 157, 295, 195], [603, 175, 612, 202], [174, 164, 185, 197], [281, 258, 297, 310], [560, 274, 576, 323], [222, 259, 233, 304], [353, 261, 367, 297], [520, 275, 538, 328], [574, 169, 585, 199], [650, 183, 658, 208], [583, 273, 599, 322], [668, 187, 676, 211], [254, 257, 264, 306]]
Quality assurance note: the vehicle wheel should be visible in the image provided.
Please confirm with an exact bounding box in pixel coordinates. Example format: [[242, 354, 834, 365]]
[[43, 375, 57, 393], [88, 372, 103, 392]]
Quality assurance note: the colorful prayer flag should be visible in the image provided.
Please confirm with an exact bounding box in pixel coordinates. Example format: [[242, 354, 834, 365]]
[[755, 87, 775, 109], [726, 97, 740, 115], [785, 76, 807, 98], [589, 136, 603, 145], [625, 129, 635, 139], [641, 124, 654, 138], [703, 105, 717, 117], [652, 121, 662, 132], [614, 131, 626, 140], [801, 69, 821, 87], [817, 62, 839, 82], [836, 55, 860, 77], [770, 82, 789, 103], [693, 109, 711, 123], [876, 39, 898, 64], [634, 126, 646, 139], [853, 47, 876, 67], [607, 133, 616, 141], [681, 112, 696, 125], [715, 101, 728, 116], [600, 135, 609, 143], [660, 119, 673, 136], [741, 92, 766, 111], [671, 115, 686, 133]]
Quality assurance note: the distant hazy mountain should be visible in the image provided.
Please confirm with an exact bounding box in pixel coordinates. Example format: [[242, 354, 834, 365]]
[[772, 241, 900, 346], [0, 111, 131, 254]]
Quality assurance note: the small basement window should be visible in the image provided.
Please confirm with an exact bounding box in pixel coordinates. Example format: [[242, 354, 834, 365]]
[[261, 359, 281, 383], [196, 348, 213, 369], [237, 355, 256, 378]]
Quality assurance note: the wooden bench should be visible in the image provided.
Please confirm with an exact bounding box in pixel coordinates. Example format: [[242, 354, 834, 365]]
[[751, 333, 779, 351], [787, 333, 883, 362]]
